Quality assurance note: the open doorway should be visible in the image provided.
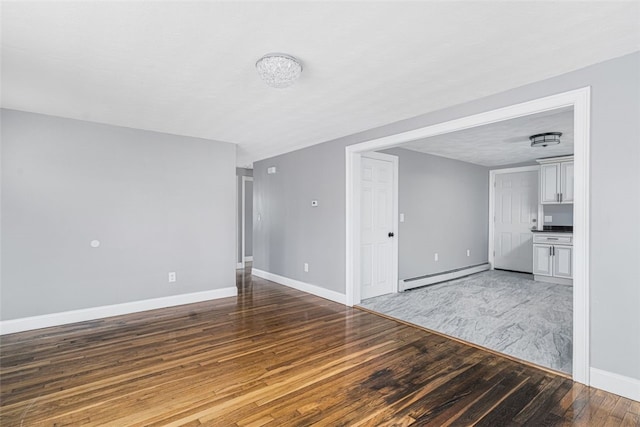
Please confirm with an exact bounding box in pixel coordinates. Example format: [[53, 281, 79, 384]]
[[236, 170, 253, 270], [346, 88, 590, 384], [359, 108, 574, 374]]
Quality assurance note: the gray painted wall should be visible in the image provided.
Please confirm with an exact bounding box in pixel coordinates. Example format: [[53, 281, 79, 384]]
[[380, 148, 489, 280], [1, 109, 237, 320], [235, 168, 253, 264], [253, 52, 640, 380], [254, 148, 345, 293]]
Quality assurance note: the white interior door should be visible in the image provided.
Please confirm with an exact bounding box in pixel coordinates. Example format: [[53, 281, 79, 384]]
[[360, 153, 397, 299], [494, 170, 538, 273]]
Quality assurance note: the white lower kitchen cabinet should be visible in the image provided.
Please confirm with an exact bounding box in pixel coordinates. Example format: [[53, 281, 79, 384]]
[[533, 244, 553, 276], [553, 245, 573, 279], [532, 233, 573, 285]]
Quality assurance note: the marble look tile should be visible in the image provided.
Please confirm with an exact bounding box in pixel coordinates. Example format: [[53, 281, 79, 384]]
[[358, 270, 572, 373]]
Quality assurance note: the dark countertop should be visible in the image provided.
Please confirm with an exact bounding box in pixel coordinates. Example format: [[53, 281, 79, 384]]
[[531, 226, 573, 233]]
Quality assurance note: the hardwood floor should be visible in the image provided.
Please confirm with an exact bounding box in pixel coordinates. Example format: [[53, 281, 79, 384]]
[[1, 268, 638, 426]]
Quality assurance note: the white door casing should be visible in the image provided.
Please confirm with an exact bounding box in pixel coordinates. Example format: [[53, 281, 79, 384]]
[[240, 176, 253, 268], [360, 152, 398, 300], [493, 169, 538, 273]]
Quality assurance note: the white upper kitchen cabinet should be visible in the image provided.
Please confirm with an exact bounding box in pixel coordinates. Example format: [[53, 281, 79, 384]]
[[560, 161, 574, 203], [540, 163, 561, 204], [537, 156, 574, 204]]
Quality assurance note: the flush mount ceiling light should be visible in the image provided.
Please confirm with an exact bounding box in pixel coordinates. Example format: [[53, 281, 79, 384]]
[[256, 53, 303, 88], [530, 132, 562, 147]]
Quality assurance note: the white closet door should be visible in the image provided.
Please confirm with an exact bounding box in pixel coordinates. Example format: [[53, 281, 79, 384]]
[[361, 155, 395, 299]]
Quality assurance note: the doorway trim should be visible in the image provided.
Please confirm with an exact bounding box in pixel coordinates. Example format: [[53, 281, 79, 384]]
[[345, 87, 590, 385], [488, 165, 542, 269], [240, 176, 253, 268]]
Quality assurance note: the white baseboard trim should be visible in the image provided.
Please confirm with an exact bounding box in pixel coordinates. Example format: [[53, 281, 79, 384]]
[[533, 275, 573, 286], [236, 262, 244, 269], [0, 287, 238, 335], [590, 368, 640, 402], [399, 263, 490, 291], [252, 268, 346, 305], [243, 256, 253, 262]]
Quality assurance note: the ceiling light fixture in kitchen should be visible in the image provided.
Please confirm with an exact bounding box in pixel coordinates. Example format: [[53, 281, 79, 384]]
[[530, 132, 562, 147]]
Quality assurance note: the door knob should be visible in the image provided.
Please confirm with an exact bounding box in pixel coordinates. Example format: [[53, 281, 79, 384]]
[[388, 232, 395, 237]]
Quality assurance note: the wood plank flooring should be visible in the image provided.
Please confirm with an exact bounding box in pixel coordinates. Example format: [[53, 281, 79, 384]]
[[1, 268, 638, 426]]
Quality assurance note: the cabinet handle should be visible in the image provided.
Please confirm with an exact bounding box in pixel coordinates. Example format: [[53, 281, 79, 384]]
[[556, 193, 560, 202], [560, 193, 563, 202], [552, 246, 555, 256], [549, 246, 553, 256]]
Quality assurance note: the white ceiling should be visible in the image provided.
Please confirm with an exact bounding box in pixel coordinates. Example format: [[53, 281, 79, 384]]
[[401, 107, 574, 167], [2, 2, 639, 167]]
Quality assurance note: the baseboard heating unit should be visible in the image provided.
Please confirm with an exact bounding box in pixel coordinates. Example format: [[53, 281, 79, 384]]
[[399, 263, 490, 292]]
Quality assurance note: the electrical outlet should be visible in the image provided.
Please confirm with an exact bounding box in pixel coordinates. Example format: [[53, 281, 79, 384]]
[[434, 253, 439, 262], [544, 215, 553, 222], [466, 249, 470, 257], [399, 213, 405, 223], [168, 272, 176, 283], [304, 263, 309, 273]]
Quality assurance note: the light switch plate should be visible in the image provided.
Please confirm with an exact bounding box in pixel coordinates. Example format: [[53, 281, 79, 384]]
[[400, 213, 405, 222], [544, 215, 553, 222]]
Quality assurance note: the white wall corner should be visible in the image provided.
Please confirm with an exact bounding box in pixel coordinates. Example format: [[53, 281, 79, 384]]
[[590, 368, 640, 402], [0, 287, 238, 335], [252, 268, 346, 305]]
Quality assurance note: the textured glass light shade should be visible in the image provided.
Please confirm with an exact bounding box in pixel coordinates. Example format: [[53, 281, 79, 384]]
[[256, 53, 302, 88], [530, 132, 562, 147]]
